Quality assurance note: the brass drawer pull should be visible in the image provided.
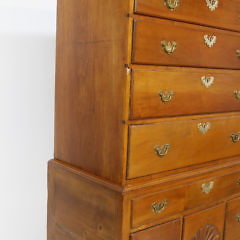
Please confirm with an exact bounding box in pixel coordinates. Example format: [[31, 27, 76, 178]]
[[164, 0, 179, 11], [204, 35, 216, 48], [158, 90, 174, 103], [202, 181, 214, 194], [237, 214, 240, 223], [231, 133, 240, 143], [201, 76, 214, 88], [152, 200, 167, 214], [234, 90, 240, 101], [198, 122, 211, 134], [161, 41, 177, 55], [206, 0, 218, 11], [154, 144, 170, 158], [237, 50, 240, 58]]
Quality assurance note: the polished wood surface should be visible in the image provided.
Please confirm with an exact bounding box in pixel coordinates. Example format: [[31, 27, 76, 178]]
[[134, 0, 240, 32], [130, 219, 182, 240], [54, 0, 130, 184], [132, 16, 240, 69], [132, 186, 185, 228], [47, 160, 123, 240], [130, 67, 240, 119], [225, 197, 240, 240], [183, 204, 225, 240], [128, 113, 240, 178]]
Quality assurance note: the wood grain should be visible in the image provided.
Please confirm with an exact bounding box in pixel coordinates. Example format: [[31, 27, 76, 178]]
[[130, 67, 240, 119], [225, 197, 240, 240], [47, 160, 124, 240], [183, 204, 225, 240], [128, 113, 240, 178], [134, 0, 240, 32], [130, 219, 182, 240], [54, 0, 130, 184], [132, 16, 240, 69]]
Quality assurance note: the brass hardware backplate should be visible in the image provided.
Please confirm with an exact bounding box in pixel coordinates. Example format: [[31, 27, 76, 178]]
[[234, 90, 240, 101], [231, 133, 240, 143], [159, 90, 174, 103], [204, 35, 216, 48], [154, 144, 170, 158], [198, 122, 211, 134], [202, 181, 214, 194], [152, 200, 168, 214], [237, 50, 240, 58], [164, 0, 180, 11], [161, 41, 177, 55], [206, 0, 218, 11], [201, 76, 214, 88]]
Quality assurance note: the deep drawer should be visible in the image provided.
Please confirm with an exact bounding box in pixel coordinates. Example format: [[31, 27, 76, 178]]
[[134, 0, 240, 32], [127, 114, 240, 179], [130, 67, 240, 119], [132, 17, 240, 69], [131, 169, 240, 228]]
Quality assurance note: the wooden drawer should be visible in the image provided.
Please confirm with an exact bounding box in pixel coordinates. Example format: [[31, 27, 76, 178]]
[[131, 169, 240, 228], [127, 114, 240, 179], [134, 0, 240, 32], [130, 219, 182, 240], [132, 18, 240, 69], [130, 67, 240, 119], [132, 186, 186, 228], [183, 204, 225, 240], [225, 197, 240, 240]]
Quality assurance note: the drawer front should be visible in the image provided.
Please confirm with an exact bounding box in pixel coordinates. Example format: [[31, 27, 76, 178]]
[[225, 197, 240, 240], [128, 114, 240, 179], [132, 18, 240, 69], [131, 169, 240, 228], [186, 170, 240, 209], [131, 68, 240, 119], [183, 204, 225, 240], [134, 0, 240, 32], [131, 186, 185, 228], [131, 219, 182, 240]]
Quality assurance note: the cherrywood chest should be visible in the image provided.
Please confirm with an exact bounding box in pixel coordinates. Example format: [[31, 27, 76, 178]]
[[48, 0, 240, 239]]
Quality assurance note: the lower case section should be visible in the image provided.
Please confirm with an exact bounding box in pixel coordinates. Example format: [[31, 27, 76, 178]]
[[48, 159, 240, 240]]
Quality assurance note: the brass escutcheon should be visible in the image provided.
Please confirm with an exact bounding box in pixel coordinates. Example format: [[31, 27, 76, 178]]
[[158, 90, 174, 103], [231, 133, 240, 143], [204, 35, 216, 48], [201, 76, 214, 88], [234, 90, 240, 101], [154, 144, 170, 158], [161, 41, 177, 55], [202, 181, 214, 194], [198, 122, 211, 134], [152, 200, 168, 214], [164, 0, 180, 11], [205, 0, 219, 11]]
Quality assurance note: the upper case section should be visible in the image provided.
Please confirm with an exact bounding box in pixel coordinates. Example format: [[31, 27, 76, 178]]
[[134, 0, 240, 32], [132, 17, 240, 69]]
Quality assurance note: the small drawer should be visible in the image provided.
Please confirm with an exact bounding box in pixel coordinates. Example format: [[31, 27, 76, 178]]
[[132, 18, 240, 69], [134, 0, 240, 32], [131, 218, 182, 240], [130, 68, 240, 119], [183, 204, 225, 240], [186, 170, 240, 209], [131, 186, 185, 228], [225, 197, 240, 240], [127, 114, 240, 179]]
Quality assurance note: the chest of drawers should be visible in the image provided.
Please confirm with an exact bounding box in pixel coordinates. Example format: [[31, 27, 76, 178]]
[[48, 0, 240, 239]]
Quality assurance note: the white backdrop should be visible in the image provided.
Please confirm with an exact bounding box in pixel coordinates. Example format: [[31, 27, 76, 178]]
[[0, 1, 56, 239]]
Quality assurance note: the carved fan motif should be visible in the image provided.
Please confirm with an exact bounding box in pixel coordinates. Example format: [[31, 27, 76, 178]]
[[192, 224, 220, 240]]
